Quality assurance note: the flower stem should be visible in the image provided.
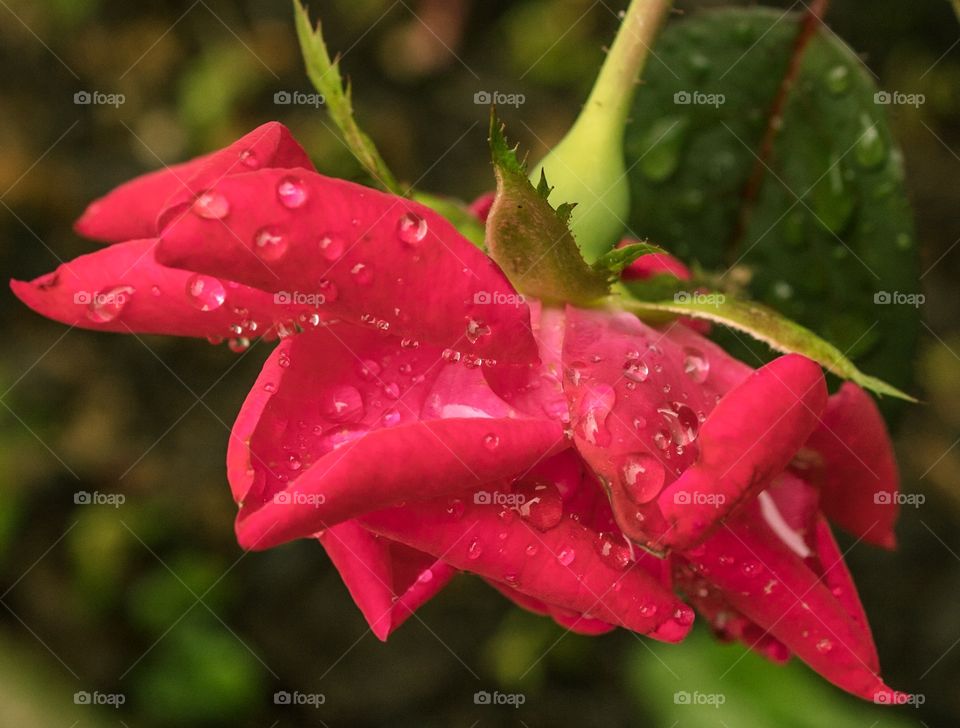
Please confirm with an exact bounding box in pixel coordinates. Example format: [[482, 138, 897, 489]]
[[531, 0, 672, 263]]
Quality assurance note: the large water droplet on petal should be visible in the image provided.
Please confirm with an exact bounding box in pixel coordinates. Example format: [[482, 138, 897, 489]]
[[323, 385, 365, 423], [467, 538, 483, 560], [397, 212, 428, 245], [515, 478, 563, 531], [658, 402, 700, 446], [277, 176, 308, 208], [619, 453, 666, 504], [465, 318, 491, 344], [185, 274, 226, 311], [594, 532, 631, 570], [682, 347, 709, 383], [623, 359, 649, 383], [350, 262, 374, 285], [254, 226, 289, 261], [318, 234, 345, 261], [556, 548, 576, 567], [575, 384, 616, 446], [192, 191, 230, 219], [86, 285, 135, 323]]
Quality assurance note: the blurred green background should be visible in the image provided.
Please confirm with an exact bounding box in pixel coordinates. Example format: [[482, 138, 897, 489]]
[[1, 0, 958, 725]]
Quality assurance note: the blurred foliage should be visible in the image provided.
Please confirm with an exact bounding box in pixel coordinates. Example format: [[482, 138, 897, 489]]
[[0, 0, 958, 726]]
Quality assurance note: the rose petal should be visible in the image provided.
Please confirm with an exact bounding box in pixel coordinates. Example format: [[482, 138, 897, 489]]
[[155, 168, 538, 363], [486, 579, 616, 635], [10, 238, 287, 339], [796, 383, 899, 548], [318, 521, 456, 640], [561, 307, 751, 553], [76, 122, 313, 242], [231, 323, 564, 551], [362, 497, 693, 642], [682, 502, 896, 700], [658, 354, 827, 550]]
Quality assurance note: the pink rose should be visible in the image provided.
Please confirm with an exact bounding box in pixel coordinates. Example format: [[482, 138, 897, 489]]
[[13, 123, 905, 702]]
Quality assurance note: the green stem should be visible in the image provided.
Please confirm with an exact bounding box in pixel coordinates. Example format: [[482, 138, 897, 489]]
[[576, 0, 672, 147], [531, 0, 672, 262]]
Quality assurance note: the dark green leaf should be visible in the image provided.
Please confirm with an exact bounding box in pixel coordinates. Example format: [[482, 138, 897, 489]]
[[624, 8, 920, 411]]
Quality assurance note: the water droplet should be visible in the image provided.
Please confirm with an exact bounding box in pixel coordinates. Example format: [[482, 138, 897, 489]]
[[357, 359, 382, 380], [287, 454, 302, 471], [185, 274, 226, 311], [812, 160, 854, 233], [277, 176, 308, 208], [658, 402, 699, 446], [317, 279, 339, 303], [465, 318, 491, 344], [239, 149, 259, 168], [467, 538, 483, 560], [682, 347, 709, 383], [623, 359, 649, 383], [673, 605, 695, 625], [515, 478, 563, 531], [639, 602, 658, 618], [86, 285, 135, 323], [383, 382, 401, 399], [263, 382, 277, 393], [525, 543, 538, 556], [417, 569, 434, 584], [318, 234, 344, 261], [653, 429, 672, 450], [639, 117, 689, 182], [381, 409, 401, 427], [323, 385, 365, 423], [575, 383, 616, 446], [619, 453, 666, 504], [254, 226, 289, 261], [483, 433, 500, 451], [594, 532, 630, 570], [350, 262, 374, 285], [192, 191, 230, 219], [815, 638, 833, 654], [741, 561, 762, 576], [855, 115, 886, 169], [446, 499, 465, 520], [441, 348, 461, 363], [825, 65, 850, 95], [397, 212, 428, 245], [557, 548, 576, 566]]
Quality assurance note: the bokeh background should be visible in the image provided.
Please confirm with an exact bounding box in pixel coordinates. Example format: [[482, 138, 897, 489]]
[[1, 0, 958, 726]]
